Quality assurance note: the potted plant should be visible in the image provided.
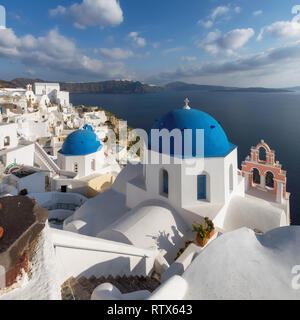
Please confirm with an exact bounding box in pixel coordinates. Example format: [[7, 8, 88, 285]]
[[205, 217, 215, 239], [192, 222, 210, 247]]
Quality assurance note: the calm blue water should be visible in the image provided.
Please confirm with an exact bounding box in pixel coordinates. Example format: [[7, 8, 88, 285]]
[[71, 91, 300, 225]]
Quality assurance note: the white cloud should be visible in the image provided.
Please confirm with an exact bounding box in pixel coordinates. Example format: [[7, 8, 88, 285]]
[[197, 30, 221, 55], [234, 7, 241, 14], [199, 20, 213, 28], [198, 5, 241, 28], [149, 41, 300, 87], [181, 56, 197, 62], [50, 5, 66, 16], [162, 47, 183, 55], [218, 28, 255, 49], [258, 21, 300, 41], [198, 28, 254, 56], [0, 28, 127, 79], [253, 10, 263, 16], [128, 32, 147, 48], [211, 6, 230, 20], [0, 28, 19, 49], [24, 69, 37, 76], [73, 22, 86, 30], [50, 0, 123, 28], [100, 48, 135, 60]]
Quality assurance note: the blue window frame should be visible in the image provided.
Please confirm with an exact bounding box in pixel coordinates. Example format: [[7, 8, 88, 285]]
[[163, 170, 169, 195], [197, 175, 206, 200]]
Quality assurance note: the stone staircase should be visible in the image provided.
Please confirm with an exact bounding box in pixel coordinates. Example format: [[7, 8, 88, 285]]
[[34, 142, 60, 175], [61, 274, 161, 300]]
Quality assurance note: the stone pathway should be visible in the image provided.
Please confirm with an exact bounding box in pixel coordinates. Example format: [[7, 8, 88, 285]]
[[61, 274, 161, 300]]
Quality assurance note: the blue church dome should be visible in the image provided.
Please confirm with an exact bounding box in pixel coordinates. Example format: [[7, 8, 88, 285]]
[[149, 107, 236, 158], [59, 126, 102, 156]]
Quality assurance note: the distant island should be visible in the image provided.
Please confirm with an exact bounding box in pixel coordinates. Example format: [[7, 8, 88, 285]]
[[165, 81, 293, 93], [0, 78, 295, 94]]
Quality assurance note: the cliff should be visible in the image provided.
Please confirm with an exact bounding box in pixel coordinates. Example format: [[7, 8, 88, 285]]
[[0, 80, 16, 89], [10, 78, 163, 94]]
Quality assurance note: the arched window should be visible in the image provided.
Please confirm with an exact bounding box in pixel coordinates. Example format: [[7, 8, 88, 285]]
[[265, 171, 274, 188], [160, 169, 169, 196], [252, 168, 260, 185], [74, 163, 78, 173], [4, 136, 10, 147], [259, 147, 267, 162], [197, 175, 207, 200], [229, 164, 233, 192]]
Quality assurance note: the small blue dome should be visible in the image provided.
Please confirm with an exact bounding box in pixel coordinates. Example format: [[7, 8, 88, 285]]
[[149, 108, 236, 158], [59, 127, 102, 156]]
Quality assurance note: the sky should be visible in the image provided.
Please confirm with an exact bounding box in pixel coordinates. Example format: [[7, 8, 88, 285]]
[[0, 0, 300, 87]]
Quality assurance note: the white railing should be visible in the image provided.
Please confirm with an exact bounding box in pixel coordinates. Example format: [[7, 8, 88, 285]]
[[35, 142, 60, 173], [34, 142, 76, 179]]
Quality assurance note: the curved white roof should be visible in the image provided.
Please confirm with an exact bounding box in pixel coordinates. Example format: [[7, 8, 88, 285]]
[[182, 226, 300, 300], [97, 200, 191, 263], [64, 164, 143, 236], [221, 195, 286, 233]]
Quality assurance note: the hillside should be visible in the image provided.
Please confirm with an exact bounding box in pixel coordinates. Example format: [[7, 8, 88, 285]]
[[0, 80, 16, 89], [11, 78, 45, 88], [165, 82, 292, 93], [10, 78, 163, 94], [60, 80, 163, 94], [165, 82, 233, 91]]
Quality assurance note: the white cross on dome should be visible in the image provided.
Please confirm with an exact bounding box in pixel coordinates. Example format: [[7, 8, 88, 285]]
[[183, 98, 191, 110]]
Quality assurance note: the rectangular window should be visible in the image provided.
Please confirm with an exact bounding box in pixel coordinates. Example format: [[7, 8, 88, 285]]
[[197, 175, 206, 200]]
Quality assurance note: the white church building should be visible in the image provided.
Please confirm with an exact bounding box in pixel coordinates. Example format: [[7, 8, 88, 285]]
[[64, 99, 290, 266], [57, 124, 105, 179]]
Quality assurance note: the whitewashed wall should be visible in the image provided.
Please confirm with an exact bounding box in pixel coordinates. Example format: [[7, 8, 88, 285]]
[[9, 171, 46, 193], [0, 123, 18, 149], [51, 229, 157, 284], [58, 149, 105, 178], [4, 143, 35, 167]]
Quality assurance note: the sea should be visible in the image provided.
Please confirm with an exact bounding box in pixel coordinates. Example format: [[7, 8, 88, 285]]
[[70, 90, 300, 225]]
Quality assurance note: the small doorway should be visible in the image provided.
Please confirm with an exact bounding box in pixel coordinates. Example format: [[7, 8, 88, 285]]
[[61, 185, 67, 193]]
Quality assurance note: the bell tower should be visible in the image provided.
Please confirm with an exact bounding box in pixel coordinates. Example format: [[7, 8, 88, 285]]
[[241, 140, 287, 204]]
